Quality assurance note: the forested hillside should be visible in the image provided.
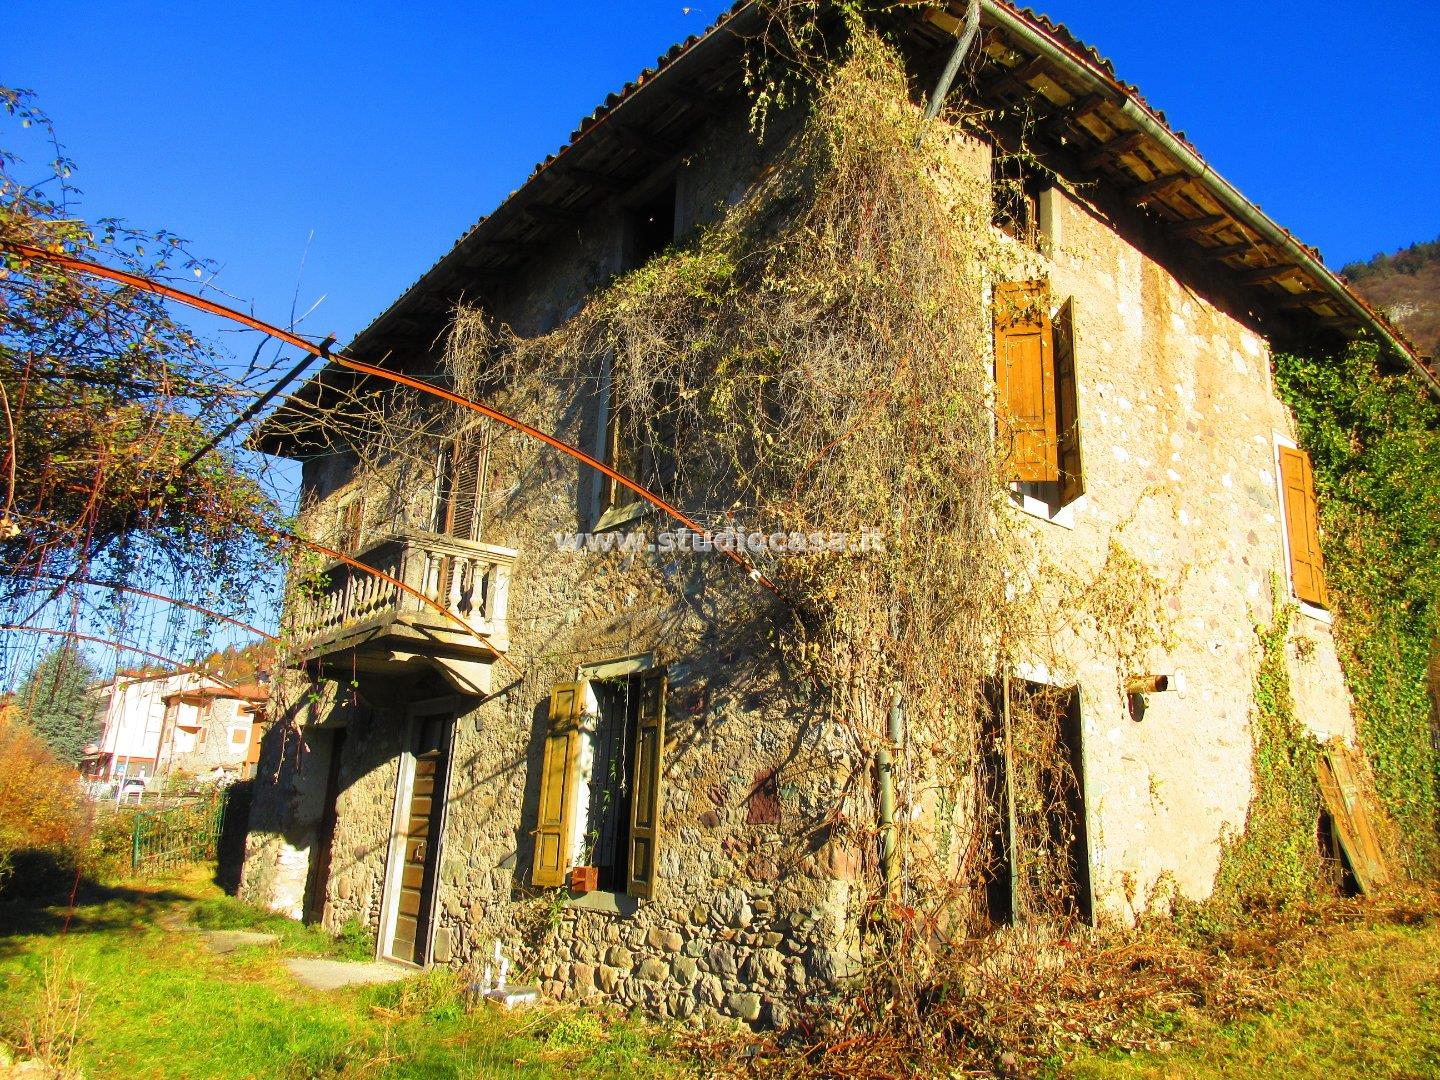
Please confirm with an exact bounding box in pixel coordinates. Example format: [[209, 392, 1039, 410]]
[[1344, 237, 1440, 357]]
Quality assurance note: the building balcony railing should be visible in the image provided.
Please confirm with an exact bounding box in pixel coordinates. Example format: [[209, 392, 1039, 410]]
[[289, 529, 515, 664]]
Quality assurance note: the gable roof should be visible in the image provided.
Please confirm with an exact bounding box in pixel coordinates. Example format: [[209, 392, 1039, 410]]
[[255, 1, 1431, 453]]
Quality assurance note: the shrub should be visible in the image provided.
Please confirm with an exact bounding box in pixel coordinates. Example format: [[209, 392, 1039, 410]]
[[0, 704, 87, 893]]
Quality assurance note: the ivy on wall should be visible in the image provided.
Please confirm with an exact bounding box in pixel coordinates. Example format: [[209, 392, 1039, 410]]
[[1273, 342, 1440, 873]]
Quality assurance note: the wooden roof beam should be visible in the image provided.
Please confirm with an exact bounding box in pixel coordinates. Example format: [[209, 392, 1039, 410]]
[[1079, 130, 1146, 171], [1132, 173, 1190, 203]]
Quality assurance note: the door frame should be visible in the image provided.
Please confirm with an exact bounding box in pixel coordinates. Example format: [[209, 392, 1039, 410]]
[[378, 695, 464, 965]]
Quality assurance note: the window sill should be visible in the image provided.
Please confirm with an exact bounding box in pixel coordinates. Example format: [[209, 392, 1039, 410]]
[[1009, 487, 1082, 530], [593, 501, 646, 534], [562, 889, 639, 917], [1296, 599, 1333, 625]]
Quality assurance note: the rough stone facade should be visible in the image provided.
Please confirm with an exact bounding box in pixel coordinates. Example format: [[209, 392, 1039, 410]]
[[240, 17, 1364, 1025]]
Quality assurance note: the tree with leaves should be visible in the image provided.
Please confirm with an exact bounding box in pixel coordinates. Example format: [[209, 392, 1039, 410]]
[[13, 646, 98, 765], [0, 86, 288, 657]]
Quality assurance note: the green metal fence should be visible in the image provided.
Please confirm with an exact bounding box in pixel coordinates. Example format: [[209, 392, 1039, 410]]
[[131, 791, 231, 875]]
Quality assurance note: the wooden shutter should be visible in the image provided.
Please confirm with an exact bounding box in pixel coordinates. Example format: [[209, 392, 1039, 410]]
[[995, 281, 1059, 483], [626, 670, 668, 899], [531, 682, 585, 887], [1279, 446, 1328, 607], [336, 497, 365, 553], [1054, 299, 1084, 504], [446, 427, 488, 542]]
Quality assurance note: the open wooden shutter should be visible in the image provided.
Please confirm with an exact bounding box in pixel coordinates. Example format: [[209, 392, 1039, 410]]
[[995, 281, 1059, 483], [531, 682, 585, 887], [1279, 446, 1328, 607], [626, 669, 668, 899], [1054, 299, 1085, 505]]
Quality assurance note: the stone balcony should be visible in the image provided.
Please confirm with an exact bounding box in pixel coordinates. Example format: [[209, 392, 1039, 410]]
[[289, 529, 516, 695]]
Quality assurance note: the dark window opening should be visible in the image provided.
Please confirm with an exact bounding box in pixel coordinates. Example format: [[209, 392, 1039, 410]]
[[628, 182, 677, 269], [992, 154, 1041, 249], [981, 677, 1092, 926], [583, 678, 640, 892]]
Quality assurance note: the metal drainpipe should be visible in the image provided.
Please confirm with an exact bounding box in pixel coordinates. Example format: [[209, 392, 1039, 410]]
[[922, 0, 983, 124], [878, 688, 905, 900]]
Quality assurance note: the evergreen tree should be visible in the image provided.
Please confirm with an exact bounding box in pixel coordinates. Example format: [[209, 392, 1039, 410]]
[[15, 647, 99, 766]]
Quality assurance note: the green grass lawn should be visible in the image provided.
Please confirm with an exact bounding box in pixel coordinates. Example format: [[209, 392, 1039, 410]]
[[0, 869, 692, 1079], [2, 868, 1436, 1079], [1069, 919, 1440, 1080]]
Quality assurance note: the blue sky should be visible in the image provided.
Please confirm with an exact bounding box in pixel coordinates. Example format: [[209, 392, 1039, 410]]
[[7, 1, 1438, 357]]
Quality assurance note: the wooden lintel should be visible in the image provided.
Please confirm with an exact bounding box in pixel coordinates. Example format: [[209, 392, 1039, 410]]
[[1066, 93, 1107, 123], [610, 124, 681, 160], [1203, 240, 1257, 261], [1079, 130, 1146, 172], [1131, 173, 1190, 203], [1239, 263, 1296, 287]]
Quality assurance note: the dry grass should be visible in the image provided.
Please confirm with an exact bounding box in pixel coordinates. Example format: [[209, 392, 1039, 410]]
[[683, 886, 1440, 1079]]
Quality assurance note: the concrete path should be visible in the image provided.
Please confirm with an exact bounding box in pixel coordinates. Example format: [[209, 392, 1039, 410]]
[[285, 957, 414, 991], [201, 930, 279, 955]]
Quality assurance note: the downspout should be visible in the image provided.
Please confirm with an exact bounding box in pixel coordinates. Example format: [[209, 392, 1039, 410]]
[[877, 688, 905, 900], [978, 1, 1438, 396], [922, 0, 982, 123], [876, 0, 983, 903]]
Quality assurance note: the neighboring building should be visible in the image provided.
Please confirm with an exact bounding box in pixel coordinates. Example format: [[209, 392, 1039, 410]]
[[86, 672, 265, 783], [239, 2, 1430, 1023], [87, 670, 211, 782], [157, 683, 269, 780]]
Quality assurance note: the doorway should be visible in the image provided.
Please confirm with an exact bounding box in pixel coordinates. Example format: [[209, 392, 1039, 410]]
[[383, 712, 453, 966], [981, 676, 1092, 925], [304, 728, 347, 925]]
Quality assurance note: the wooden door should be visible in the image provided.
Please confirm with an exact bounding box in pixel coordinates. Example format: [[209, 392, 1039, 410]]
[[389, 714, 451, 965]]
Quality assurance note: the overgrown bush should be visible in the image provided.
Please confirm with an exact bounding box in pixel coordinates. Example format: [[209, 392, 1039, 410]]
[[0, 705, 87, 893], [1274, 343, 1440, 873]]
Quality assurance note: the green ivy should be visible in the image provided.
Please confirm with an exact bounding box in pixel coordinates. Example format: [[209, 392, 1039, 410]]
[[1273, 342, 1440, 873], [1189, 600, 1323, 932]]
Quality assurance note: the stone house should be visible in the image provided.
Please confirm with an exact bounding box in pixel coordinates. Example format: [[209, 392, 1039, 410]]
[[239, 2, 1428, 1023], [156, 682, 268, 780]]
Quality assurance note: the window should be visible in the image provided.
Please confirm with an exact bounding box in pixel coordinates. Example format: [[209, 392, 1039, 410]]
[[229, 727, 249, 747], [628, 181, 677, 270], [531, 669, 667, 898], [600, 374, 679, 520], [994, 281, 1083, 508], [1278, 445, 1329, 608], [992, 154, 1041, 249], [432, 424, 493, 542], [335, 496, 365, 553]]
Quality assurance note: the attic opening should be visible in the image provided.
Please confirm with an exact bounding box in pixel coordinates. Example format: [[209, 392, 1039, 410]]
[[991, 152, 1041, 250], [627, 180, 678, 269]]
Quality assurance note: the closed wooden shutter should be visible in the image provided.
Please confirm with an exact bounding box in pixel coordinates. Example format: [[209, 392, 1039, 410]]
[[1054, 299, 1084, 505], [336, 497, 365, 553], [626, 669, 668, 899], [446, 427, 488, 542], [1279, 446, 1328, 607], [995, 281, 1059, 483], [531, 682, 585, 887]]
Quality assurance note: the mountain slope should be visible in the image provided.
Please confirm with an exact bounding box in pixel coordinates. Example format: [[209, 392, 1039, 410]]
[[1343, 237, 1440, 359]]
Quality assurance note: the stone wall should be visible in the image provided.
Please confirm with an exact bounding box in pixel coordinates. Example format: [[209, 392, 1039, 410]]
[[241, 85, 1359, 1021]]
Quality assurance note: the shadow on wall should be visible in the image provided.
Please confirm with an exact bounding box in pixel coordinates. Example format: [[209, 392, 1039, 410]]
[[215, 779, 253, 895]]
